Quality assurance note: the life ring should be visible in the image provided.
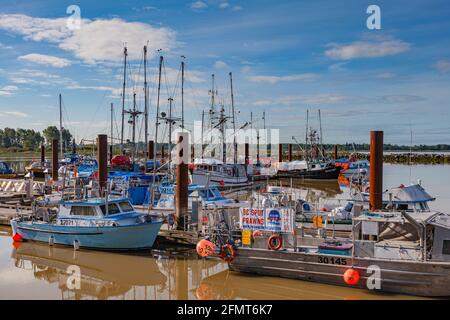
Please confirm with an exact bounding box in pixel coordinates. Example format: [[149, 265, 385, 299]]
[[219, 244, 236, 262], [267, 234, 283, 251]]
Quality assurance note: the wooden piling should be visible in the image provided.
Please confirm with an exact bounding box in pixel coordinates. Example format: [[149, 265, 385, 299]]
[[334, 145, 338, 160], [191, 144, 195, 163], [148, 140, 154, 159], [97, 134, 108, 195], [288, 144, 293, 161], [161, 144, 165, 163], [278, 144, 283, 162], [245, 143, 249, 165], [175, 133, 189, 230], [52, 139, 58, 181], [40, 144, 45, 163], [370, 131, 383, 210], [109, 145, 113, 163]]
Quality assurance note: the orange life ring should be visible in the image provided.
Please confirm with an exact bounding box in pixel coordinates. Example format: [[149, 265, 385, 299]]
[[219, 244, 236, 262], [267, 234, 283, 250]]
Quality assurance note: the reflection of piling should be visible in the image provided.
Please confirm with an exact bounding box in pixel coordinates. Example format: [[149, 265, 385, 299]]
[[334, 145, 338, 160], [97, 134, 108, 195], [148, 140, 154, 159], [176, 133, 189, 230], [40, 144, 45, 163], [370, 131, 383, 210], [176, 259, 188, 300], [52, 139, 58, 181], [288, 144, 292, 161], [278, 144, 283, 162]]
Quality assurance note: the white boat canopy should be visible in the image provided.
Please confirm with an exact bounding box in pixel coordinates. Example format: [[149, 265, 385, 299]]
[[387, 184, 435, 203], [194, 158, 224, 165]]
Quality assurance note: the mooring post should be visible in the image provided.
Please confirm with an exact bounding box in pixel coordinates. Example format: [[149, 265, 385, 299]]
[[244, 143, 249, 165], [161, 144, 165, 163], [191, 144, 195, 163], [370, 131, 383, 210], [40, 144, 45, 164], [97, 134, 108, 196], [109, 145, 113, 163], [175, 132, 189, 230], [288, 144, 293, 161], [52, 139, 58, 182], [148, 140, 154, 159], [278, 143, 283, 162], [334, 145, 338, 160]]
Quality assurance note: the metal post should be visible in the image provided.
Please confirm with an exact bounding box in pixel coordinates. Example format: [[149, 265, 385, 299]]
[[369, 131, 383, 210], [97, 134, 108, 196], [52, 139, 58, 182]]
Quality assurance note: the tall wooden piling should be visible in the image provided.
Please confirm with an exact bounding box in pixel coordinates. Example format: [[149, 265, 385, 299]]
[[109, 145, 113, 163], [97, 134, 108, 195], [175, 133, 189, 230], [161, 144, 165, 163], [191, 145, 195, 163], [370, 131, 383, 210], [334, 145, 338, 160], [278, 144, 283, 162], [40, 144, 45, 163], [244, 143, 249, 165], [52, 139, 58, 181], [148, 140, 154, 159], [288, 144, 293, 161]]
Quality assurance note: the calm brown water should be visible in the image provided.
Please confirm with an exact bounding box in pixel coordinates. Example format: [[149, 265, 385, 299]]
[[0, 164, 447, 300]]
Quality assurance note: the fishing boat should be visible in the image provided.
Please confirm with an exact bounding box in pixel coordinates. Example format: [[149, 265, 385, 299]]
[[0, 161, 16, 178], [226, 206, 450, 297], [190, 158, 250, 189], [274, 159, 341, 180], [25, 160, 51, 178], [335, 156, 370, 176], [11, 197, 164, 250]]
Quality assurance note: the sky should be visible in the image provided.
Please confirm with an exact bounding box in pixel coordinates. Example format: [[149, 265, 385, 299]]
[[0, 0, 449, 145]]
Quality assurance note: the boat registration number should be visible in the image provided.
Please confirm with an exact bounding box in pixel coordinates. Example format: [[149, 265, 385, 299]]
[[318, 256, 347, 265]]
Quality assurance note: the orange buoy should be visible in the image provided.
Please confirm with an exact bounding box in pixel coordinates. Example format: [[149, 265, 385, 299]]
[[267, 234, 283, 250], [12, 233, 23, 242], [12, 241, 22, 250], [252, 230, 262, 238], [196, 239, 216, 257], [343, 268, 360, 285]]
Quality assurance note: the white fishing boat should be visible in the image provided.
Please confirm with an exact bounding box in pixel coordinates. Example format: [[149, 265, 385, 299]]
[[190, 158, 250, 189]]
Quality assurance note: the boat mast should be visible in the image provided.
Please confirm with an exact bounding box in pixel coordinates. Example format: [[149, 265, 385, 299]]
[[220, 103, 226, 163], [209, 74, 216, 157], [257, 113, 260, 166], [168, 97, 173, 168], [305, 109, 309, 161], [181, 57, 185, 129], [229, 72, 237, 164], [318, 109, 323, 159], [144, 45, 148, 170], [110, 103, 113, 147], [201, 110, 205, 159], [120, 46, 127, 153], [59, 93, 63, 160], [155, 54, 163, 170]]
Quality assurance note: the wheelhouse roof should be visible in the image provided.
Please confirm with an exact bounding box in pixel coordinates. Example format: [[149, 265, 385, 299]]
[[61, 197, 132, 206]]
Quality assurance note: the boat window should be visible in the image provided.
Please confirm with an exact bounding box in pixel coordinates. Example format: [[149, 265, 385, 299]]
[[70, 206, 96, 216], [442, 240, 450, 255], [100, 203, 121, 215], [119, 201, 134, 212]]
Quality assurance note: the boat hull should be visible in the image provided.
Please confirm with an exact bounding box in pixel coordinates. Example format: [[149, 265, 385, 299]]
[[11, 219, 163, 250], [228, 247, 450, 297], [192, 171, 250, 188], [275, 166, 341, 180]]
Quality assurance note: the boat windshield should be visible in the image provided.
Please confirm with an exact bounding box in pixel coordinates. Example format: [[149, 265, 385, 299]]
[[70, 206, 97, 216], [118, 201, 134, 212], [100, 203, 121, 215]]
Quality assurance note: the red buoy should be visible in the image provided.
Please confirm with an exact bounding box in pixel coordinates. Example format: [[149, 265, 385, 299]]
[[343, 268, 360, 285], [12, 233, 23, 242], [196, 239, 216, 257]]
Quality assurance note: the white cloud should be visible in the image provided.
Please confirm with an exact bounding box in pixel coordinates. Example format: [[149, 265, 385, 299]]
[[325, 37, 410, 60], [433, 60, 450, 73], [0, 42, 13, 49], [18, 53, 71, 68], [219, 2, 230, 9], [191, 1, 208, 9], [0, 85, 18, 96], [0, 14, 177, 63], [232, 5, 243, 11], [214, 60, 228, 69], [2, 111, 28, 118], [247, 73, 319, 84]]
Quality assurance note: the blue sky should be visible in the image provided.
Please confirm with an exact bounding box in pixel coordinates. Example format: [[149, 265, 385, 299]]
[[0, 0, 449, 145]]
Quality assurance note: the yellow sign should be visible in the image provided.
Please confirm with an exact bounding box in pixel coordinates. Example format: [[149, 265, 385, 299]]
[[242, 229, 252, 245], [313, 215, 323, 228]]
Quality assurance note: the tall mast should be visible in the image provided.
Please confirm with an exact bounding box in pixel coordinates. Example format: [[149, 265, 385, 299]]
[[229, 72, 237, 164], [144, 46, 148, 169], [220, 104, 226, 163], [110, 103, 113, 147], [120, 46, 127, 153], [168, 97, 173, 167], [132, 92, 137, 164], [59, 93, 63, 160], [318, 109, 323, 159], [155, 54, 163, 168], [257, 112, 261, 166], [201, 110, 205, 159], [305, 109, 309, 160], [209, 74, 216, 156], [181, 58, 185, 129]]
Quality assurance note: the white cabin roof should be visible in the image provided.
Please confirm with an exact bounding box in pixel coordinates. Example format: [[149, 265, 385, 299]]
[[194, 158, 224, 165]]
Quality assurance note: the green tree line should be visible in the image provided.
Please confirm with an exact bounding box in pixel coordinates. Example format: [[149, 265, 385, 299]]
[[0, 126, 72, 151]]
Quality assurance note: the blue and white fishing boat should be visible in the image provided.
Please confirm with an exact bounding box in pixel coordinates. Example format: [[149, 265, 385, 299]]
[[11, 197, 164, 250]]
